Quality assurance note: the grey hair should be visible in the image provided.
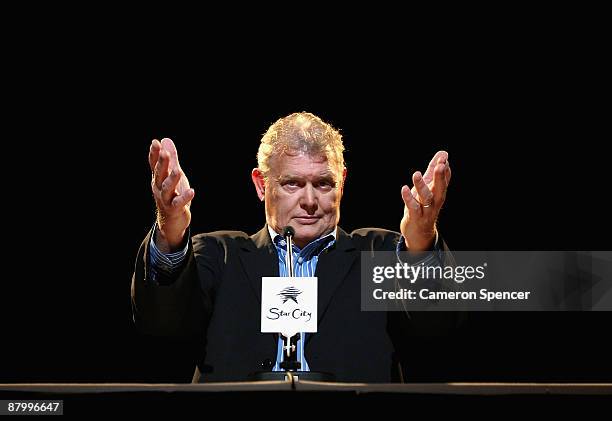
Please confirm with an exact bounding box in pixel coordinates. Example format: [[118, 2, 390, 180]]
[[257, 112, 345, 179]]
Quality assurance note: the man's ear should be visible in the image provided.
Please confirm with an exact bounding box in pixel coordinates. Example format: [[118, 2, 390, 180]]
[[251, 168, 266, 201], [340, 167, 347, 196]]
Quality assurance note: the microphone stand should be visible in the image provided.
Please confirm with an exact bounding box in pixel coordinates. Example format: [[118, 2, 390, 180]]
[[279, 226, 301, 371]]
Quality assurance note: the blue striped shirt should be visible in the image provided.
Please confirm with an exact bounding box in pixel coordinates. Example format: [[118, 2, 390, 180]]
[[148, 224, 190, 285]]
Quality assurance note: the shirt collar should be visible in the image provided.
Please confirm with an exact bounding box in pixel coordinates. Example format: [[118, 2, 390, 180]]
[[268, 225, 337, 244], [268, 225, 337, 258]]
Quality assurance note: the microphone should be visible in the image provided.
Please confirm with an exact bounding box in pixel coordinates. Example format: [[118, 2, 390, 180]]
[[282, 226, 296, 278], [282, 225, 295, 238]]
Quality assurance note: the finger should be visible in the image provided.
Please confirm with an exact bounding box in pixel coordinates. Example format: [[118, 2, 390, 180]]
[[401, 185, 422, 216], [172, 188, 195, 209], [432, 161, 448, 204], [148, 139, 161, 172], [161, 168, 183, 204], [177, 171, 191, 194], [413, 171, 434, 207], [153, 150, 170, 190], [423, 150, 449, 184], [161, 138, 180, 172], [445, 161, 451, 185]]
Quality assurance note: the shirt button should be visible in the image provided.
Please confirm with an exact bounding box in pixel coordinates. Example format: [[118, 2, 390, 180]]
[[297, 257, 303, 264]]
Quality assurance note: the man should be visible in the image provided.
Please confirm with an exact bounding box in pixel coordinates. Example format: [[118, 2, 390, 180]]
[[132, 112, 454, 382]]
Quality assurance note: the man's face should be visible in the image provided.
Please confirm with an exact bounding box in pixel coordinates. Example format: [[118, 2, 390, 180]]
[[260, 152, 345, 248]]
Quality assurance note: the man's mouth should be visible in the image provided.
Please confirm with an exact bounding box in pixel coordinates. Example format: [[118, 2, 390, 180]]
[[294, 216, 321, 225]]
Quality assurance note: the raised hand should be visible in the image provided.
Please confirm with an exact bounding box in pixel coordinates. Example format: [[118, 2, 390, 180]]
[[149, 138, 195, 252], [400, 151, 451, 251]]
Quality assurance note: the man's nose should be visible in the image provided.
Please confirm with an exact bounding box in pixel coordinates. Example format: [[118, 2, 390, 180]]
[[299, 185, 318, 213]]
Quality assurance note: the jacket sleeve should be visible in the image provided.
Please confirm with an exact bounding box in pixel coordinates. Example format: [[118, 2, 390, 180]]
[[393, 235, 467, 335], [130, 229, 218, 338]]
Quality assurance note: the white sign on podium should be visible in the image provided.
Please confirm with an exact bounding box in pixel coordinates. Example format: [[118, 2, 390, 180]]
[[261, 276, 318, 338]]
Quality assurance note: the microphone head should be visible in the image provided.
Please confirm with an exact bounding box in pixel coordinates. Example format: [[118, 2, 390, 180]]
[[282, 226, 295, 238]]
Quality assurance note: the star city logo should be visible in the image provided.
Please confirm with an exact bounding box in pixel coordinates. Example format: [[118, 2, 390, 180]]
[[278, 286, 302, 304]]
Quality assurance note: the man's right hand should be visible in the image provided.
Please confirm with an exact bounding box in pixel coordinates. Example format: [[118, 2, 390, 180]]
[[149, 138, 195, 253]]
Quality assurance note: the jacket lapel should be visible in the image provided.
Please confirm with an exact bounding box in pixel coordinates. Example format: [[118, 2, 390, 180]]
[[238, 226, 279, 304], [238, 226, 280, 348], [314, 227, 358, 326]]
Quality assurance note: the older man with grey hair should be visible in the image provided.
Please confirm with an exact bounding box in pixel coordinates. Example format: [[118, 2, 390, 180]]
[[132, 112, 454, 382]]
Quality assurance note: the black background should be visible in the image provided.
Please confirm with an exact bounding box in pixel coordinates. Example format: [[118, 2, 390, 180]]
[[3, 20, 610, 384]]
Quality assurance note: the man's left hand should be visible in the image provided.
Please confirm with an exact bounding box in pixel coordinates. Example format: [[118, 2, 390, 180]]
[[400, 151, 451, 251]]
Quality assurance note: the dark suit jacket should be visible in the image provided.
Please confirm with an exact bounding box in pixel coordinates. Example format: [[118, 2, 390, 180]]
[[131, 226, 456, 383]]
